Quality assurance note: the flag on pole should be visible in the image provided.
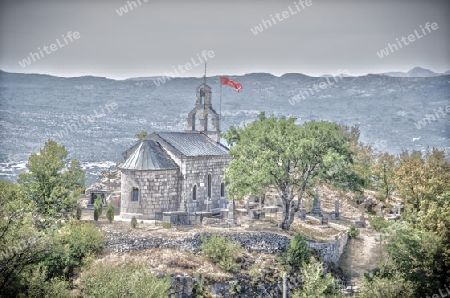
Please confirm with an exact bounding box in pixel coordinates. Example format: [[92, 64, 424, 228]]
[[220, 76, 242, 92]]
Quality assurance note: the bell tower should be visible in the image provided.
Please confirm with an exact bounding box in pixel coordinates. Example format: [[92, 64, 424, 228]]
[[186, 65, 221, 142]]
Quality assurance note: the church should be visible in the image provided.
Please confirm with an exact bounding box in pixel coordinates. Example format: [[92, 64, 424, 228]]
[[119, 80, 231, 220]]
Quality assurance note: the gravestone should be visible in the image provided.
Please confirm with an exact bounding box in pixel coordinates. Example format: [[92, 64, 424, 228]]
[[357, 209, 366, 228], [334, 200, 340, 219], [321, 216, 329, 227], [310, 189, 322, 217], [204, 199, 212, 212], [298, 208, 307, 220], [378, 203, 384, 219]]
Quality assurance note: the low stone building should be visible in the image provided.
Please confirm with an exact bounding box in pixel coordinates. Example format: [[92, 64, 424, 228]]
[[119, 81, 231, 219]]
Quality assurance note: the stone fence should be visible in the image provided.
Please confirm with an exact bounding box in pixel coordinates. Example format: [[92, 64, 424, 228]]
[[105, 230, 348, 264], [307, 232, 349, 264]]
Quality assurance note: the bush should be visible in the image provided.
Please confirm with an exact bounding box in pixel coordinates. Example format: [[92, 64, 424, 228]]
[[293, 257, 341, 298], [17, 265, 73, 298], [131, 217, 138, 228], [279, 233, 311, 272], [81, 263, 171, 297], [368, 215, 391, 232], [106, 204, 114, 223], [348, 225, 359, 238], [200, 234, 242, 273], [76, 203, 82, 220], [94, 208, 99, 221], [38, 221, 104, 278]]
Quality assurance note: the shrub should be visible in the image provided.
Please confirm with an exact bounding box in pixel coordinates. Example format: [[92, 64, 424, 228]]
[[193, 276, 212, 298], [348, 225, 359, 238], [200, 234, 242, 273], [81, 263, 171, 297], [17, 265, 73, 298], [162, 222, 171, 229], [368, 215, 391, 232], [131, 217, 138, 228], [76, 203, 82, 220], [106, 204, 114, 223], [39, 221, 104, 278], [293, 257, 341, 298], [94, 208, 99, 221], [279, 233, 311, 272]]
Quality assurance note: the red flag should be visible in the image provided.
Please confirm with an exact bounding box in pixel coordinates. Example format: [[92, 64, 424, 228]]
[[220, 76, 242, 92]]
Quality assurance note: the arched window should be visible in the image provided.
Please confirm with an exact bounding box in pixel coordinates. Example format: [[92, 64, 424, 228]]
[[192, 185, 197, 201], [132, 188, 139, 202], [220, 182, 225, 197], [207, 174, 212, 198]]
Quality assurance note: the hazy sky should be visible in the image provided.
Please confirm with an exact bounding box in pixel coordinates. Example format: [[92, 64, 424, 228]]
[[0, 0, 449, 79]]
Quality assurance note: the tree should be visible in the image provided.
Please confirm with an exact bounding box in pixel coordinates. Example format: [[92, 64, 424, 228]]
[[279, 233, 311, 272], [372, 152, 397, 201], [384, 222, 443, 295], [293, 257, 341, 298], [94, 194, 103, 218], [360, 271, 415, 298], [17, 139, 85, 225], [136, 131, 148, 142], [393, 149, 450, 212], [223, 113, 362, 230], [76, 203, 82, 220], [106, 204, 115, 223]]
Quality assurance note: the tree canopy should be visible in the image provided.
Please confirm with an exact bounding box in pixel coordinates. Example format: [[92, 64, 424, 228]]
[[223, 112, 363, 230]]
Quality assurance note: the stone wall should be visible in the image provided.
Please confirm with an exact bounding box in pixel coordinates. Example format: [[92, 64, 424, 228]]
[[307, 232, 349, 264], [120, 168, 180, 219], [105, 230, 348, 264], [183, 155, 231, 212]]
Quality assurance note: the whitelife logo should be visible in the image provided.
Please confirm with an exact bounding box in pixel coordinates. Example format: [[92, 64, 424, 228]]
[[250, 0, 313, 35], [18, 31, 81, 68], [153, 50, 215, 87], [376, 22, 438, 58]]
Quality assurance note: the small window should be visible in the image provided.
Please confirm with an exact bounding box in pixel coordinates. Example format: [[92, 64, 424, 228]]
[[192, 185, 197, 201], [132, 188, 139, 202], [220, 182, 225, 197], [207, 174, 212, 198]]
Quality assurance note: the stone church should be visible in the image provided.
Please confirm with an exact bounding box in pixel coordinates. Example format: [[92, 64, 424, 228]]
[[119, 81, 231, 220]]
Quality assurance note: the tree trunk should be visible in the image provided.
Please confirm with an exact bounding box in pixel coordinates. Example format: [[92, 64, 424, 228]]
[[279, 191, 296, 230]]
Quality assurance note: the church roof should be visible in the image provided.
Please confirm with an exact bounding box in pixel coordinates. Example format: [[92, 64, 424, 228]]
[[120, 139, 178, 171], [155, 131, 229, 157]]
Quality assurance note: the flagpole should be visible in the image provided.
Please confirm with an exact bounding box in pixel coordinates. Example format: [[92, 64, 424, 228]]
[[219, 77, 222, 120]]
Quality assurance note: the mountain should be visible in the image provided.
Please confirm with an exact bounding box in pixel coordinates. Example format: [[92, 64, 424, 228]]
[[0, 70, 449, 186], [382, 67, 442, 77]]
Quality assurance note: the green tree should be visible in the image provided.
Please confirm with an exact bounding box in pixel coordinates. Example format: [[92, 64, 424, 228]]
[[94, 194, 103, 218], [372, 152, 397, 201], [384, 222, 443, 295], [279, 233, 311, 272], [293, 257, 341, 298], [76, 203, 82, 220], [17, 139, 85, 225], [136, 131, 148, 142], [393, 149, 450, 212], [223, 113, 363, 230], [360, 271, 415, 298], [106, 204, 115, 223]]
